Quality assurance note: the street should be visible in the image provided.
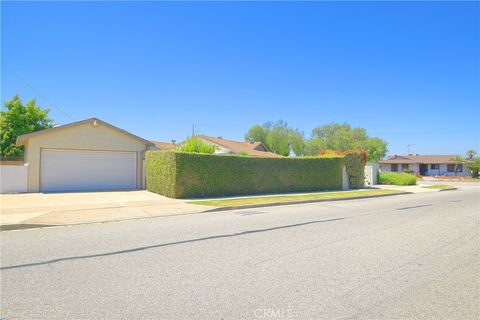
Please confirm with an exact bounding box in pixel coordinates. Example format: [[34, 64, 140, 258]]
[[1, 186, 479, 319]]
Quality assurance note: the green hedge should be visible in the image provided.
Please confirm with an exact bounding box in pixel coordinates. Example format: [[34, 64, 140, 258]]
[[378, 172, 417, 186], [146, 151, 346, 198], [344, 152, 366, 189]]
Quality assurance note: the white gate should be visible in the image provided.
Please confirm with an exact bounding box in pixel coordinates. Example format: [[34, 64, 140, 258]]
[[365, 163, 379, 186]]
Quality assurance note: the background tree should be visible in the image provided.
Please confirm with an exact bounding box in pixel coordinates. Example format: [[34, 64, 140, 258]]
[[466, 149, 477, 160], [289, 128, 306, 156], [245, 120, 305, 156], [304, 138, 325, 156], [0, 95, 54, 157], [306, 123, 388, 162], [244, 124, 267, 144], [450, 155, 464, 176]]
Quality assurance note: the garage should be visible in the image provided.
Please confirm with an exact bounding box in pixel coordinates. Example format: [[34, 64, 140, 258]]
[[40, 149, 137, 192], [15, 118, 154, 193]]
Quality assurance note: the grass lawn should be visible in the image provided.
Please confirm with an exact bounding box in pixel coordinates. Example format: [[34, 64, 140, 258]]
[[188, 189, 405, 207], [421, 184, 456, 190]]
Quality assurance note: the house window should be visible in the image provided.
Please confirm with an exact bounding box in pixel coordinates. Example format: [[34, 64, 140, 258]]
[[457, 164, 463, 172], [391, 164, 398, 172], [447, 164, 455, 172], [431, 164, 440, 170], [401, 164, 409, 171]]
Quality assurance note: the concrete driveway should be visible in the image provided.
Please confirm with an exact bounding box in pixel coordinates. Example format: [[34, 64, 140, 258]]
[[0, 191, 212, 229]]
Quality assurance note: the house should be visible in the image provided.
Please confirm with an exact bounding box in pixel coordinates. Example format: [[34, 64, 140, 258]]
[[8, 119, 279, 194], [198, 135, 280, 157], [151, 140, 175, 150], [15, 118, 154, 192], [379, 154, 470, 176]]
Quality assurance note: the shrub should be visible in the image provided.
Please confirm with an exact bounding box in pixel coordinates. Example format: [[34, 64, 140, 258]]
[[403, 168, 414, 174], [146, 151, 345, 198], [236, 151, 250, 157], [343, 150, 368, 189], [468, 157, 480, 178], [176, 136, 217, 154], [317, 149, 368, 189], [378, 172, 417, 186]]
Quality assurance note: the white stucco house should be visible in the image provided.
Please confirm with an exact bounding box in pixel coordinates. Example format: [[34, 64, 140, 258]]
[[379, 154, 471, 177]]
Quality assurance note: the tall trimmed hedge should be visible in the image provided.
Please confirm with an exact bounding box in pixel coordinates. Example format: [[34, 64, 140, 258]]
[[343, 152, 367, 189], [146, 151, 345, 198]]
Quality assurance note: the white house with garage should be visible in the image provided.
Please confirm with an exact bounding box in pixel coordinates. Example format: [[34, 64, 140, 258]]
[[9, 118, 154, 193]]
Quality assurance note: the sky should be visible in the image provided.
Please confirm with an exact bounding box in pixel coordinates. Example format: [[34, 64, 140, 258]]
[[1, 1, 479, 156]]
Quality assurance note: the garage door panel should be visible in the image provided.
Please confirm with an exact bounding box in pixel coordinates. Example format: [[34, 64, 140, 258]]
[[40, 149, 137, 192]]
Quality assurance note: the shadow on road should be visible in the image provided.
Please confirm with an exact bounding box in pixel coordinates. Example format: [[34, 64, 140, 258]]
[[1, 217, 345, 271]]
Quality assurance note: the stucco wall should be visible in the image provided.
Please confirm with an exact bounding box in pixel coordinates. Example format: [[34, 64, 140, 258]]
[[23, 121, 149, 192]]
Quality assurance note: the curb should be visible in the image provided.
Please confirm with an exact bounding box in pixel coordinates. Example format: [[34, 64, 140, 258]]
[[439, 187, 458, 192], [203, 191, 413, 212], [0, 191, 416, 232], [0, 209, 214, 232]]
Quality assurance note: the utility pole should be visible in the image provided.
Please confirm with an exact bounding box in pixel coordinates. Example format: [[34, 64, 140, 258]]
[[406, 144, 413, 154], [192, 124, 195, 137]]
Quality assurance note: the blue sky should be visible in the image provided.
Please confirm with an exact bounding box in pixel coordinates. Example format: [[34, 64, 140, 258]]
[[2, 1, 479, 156]]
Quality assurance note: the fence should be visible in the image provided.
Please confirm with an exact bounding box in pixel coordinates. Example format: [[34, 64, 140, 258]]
[[0, 161, 27, 193]]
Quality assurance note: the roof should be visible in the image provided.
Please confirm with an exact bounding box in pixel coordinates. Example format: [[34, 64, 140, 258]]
[[380, 155, 462, 164], [151, 141, 175, 150], [199, 135, 280, 157], [16, 118, 154, 146]]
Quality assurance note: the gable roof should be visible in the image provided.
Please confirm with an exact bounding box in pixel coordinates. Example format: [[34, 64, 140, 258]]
[[16, 118, 154, 146], [151, 141, 175, 150], [380, 155, 461, 164], [199, 135, 280, 157]]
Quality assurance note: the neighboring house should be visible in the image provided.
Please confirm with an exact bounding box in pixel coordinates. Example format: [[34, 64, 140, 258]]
[[151, 140, 175, 150], [198, 135, 280, 157], [379, 154, 470, 176], [15, 118, 154, 192]]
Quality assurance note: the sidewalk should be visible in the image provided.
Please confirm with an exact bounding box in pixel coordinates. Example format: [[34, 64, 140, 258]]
[[0, 185, 454, 231], [0, 191, 214, 230], [373, 184, 448, 193]]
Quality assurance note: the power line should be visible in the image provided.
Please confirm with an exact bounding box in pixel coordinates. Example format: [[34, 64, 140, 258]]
[[194, 123, 248, 131], [371, 130, 479, 136], [3, 64, 76, 121]]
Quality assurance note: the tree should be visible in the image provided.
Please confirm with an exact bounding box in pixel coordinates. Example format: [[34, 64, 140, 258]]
[[450, 155, 464, 176], [245, 125, 267, 144], [466, 149, 477, 160], [245, 120, 305, 156], [289, 129, 306, 156], [304, 138, 325, 156], [0, 95, 54, 157], [307, 123, 387, 162]]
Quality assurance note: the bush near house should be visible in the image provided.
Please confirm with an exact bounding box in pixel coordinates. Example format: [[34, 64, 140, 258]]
[[378, 172, 417, 186], [175, 136, 217, 154], [146, 151, 348, 198]]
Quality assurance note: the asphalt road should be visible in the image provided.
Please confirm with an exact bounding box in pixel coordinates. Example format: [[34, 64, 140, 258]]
[[1, 186, 479, 319]]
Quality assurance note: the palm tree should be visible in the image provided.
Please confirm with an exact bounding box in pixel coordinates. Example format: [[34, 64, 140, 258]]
[[450, 155, 464, 176], [466, 149, 477, 160]]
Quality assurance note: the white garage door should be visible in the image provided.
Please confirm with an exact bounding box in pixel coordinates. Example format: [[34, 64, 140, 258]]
[[40, 149, 137, 192]]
